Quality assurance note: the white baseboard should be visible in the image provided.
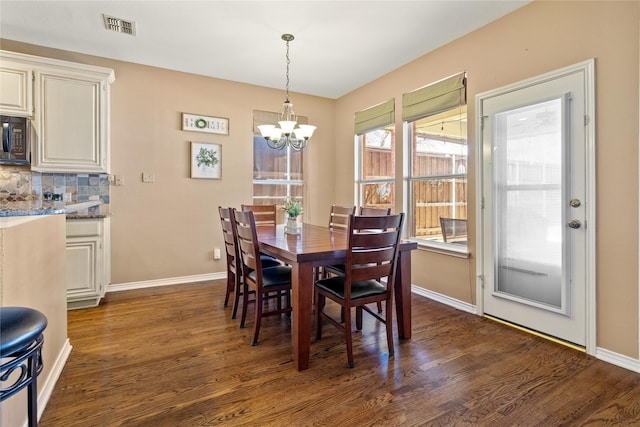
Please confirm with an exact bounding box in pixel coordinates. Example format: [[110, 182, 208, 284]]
[[411, 285, 477, 314], [107, 272, 226, 293], [596, 347, 640, 373], [38, 339, 72, 424]]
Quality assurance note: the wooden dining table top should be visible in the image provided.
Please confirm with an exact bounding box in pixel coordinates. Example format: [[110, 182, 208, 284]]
[[256, 222, 417, 264]]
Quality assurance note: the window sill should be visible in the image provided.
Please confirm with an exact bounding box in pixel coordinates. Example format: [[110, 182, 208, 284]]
[[410, 238, 470, 259]]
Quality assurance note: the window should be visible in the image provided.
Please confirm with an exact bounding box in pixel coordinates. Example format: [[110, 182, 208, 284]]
[[403, 73, 467, 247], [355, 99, 395, 212], [357, 127, 395, 211], [253, 111, 304, 223]]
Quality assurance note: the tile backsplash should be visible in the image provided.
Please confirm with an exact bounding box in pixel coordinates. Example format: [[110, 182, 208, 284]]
[[0, 168, 110, 205]]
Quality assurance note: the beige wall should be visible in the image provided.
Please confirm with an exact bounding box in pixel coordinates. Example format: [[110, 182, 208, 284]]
[[1, 215, 68, 426], [334, 0, 639, 358], [0, 39, 335, 285], [1, 0, 638, 360]]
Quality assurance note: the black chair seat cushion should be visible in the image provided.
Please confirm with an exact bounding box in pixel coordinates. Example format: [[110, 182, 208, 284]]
[[0, 307, 48, 356], [248, 265, 292, 288], [316, 276, 386, 300], [260, 254, 281, 268]]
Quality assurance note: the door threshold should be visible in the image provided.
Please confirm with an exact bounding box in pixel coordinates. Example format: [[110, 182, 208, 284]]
[[484, 314, 586, 353]]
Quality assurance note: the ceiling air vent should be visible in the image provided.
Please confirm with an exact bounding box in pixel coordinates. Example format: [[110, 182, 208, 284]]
[[103, 14, 136, 36]]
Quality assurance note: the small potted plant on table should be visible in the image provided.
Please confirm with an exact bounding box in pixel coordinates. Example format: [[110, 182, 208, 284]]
[[282, 198, 303, 235]]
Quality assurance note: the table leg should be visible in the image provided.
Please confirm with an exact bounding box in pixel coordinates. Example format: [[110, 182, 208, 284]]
[[394, 250, 412, 339], [292, 261, 314, 371]]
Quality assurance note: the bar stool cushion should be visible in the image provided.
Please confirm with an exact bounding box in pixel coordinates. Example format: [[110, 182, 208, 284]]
[[0, 307, 48, 356]]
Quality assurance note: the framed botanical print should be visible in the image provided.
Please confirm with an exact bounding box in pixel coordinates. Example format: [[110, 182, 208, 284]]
[[191, 142, 221, 179]]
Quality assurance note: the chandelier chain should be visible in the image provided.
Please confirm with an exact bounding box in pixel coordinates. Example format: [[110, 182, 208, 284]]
[[285, 38, 290, 101]]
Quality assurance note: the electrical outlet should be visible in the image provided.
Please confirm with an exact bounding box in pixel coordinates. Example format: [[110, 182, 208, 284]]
[[142, 173, 155, 183], [214, 248, 221, 260]]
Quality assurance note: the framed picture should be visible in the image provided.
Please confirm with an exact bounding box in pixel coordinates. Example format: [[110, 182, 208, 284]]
[[182, 113, 229, 135], [191, 142, 221, 179]]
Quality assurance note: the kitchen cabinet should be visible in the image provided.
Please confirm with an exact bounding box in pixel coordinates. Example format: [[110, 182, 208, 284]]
[[66, 217, 111, 309], [0, 60, 33, 116], [32, 65, 114, 173], [0, 50, 115, 173]]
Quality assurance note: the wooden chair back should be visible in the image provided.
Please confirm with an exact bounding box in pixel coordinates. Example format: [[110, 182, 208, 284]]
[[219, 206, 242, 314], [219, 207, 239, 271], [241, 204, 277, 226], [234, 210, 262, 277], [345, 213, 404, 293], [359, 206, 392, 216], [328, 205, 356, 231], [439, 217, 467, 243]]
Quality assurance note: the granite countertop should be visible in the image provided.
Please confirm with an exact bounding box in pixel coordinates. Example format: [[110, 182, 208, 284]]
[[0, 199, 107, 218]]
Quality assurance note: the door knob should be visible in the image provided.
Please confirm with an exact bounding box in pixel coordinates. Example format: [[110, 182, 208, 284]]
[[569, 199, 581, 208], [568, 219, 582, 229]]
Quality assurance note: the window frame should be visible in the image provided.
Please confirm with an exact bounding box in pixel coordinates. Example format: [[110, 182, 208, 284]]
[[405, 106, 469, 253], [356, 126, 396, 212]]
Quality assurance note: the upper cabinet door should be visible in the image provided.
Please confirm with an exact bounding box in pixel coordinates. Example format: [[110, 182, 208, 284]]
[[0, 61, 33, 117], [32, 69, 112, 173]]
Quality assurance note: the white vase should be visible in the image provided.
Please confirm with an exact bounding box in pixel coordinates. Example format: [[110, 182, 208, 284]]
[[285, 216, 300, 235]]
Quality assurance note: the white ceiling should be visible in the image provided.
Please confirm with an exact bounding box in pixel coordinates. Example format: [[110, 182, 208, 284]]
[[0, 1, 530, 99]]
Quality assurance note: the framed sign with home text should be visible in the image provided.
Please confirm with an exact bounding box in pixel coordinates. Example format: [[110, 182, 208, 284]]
[[182, 113, 229, 135]]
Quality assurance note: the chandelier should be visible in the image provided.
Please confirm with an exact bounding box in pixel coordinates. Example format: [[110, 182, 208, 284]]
[[258, 34, 316, 150]]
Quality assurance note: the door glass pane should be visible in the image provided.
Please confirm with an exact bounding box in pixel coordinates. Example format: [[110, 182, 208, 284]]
[[493, 97, 565, 311]]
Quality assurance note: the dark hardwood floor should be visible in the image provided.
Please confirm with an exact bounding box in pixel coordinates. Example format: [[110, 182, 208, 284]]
[[40, 280, 640, 426]]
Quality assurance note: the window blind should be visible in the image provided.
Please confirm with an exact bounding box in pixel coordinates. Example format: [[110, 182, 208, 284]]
[[253, 109, 308, 133], [402, 72, 466, 122], [354, 99, 395, 135]]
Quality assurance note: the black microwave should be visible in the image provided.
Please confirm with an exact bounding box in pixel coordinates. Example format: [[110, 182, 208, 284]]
[[1, 115, 30, 165]]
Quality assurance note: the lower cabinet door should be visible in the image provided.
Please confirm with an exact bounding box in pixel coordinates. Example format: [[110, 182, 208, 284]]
[[66, 235, 102, 309]]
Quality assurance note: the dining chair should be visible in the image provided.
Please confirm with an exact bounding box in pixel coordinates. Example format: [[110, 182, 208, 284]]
[[328, 205, 356, 231], [314, 212, 404, 368], [325, 205, 392, 313], [241, 204, 281, 266], [219, 207, 281, 320], [234, 209, 293, 346], [362, 206, 392, 312], [241, 204, 277, 226], [218, 207, 241, 314]]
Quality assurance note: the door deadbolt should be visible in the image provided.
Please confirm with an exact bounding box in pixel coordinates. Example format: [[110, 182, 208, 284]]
[[569, 199, 581, 208], [568, 219, 582, 229]]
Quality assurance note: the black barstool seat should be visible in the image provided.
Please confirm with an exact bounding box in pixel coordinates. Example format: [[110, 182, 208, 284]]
[[0, 306, 48, 427], [1, 307, 48, 355]]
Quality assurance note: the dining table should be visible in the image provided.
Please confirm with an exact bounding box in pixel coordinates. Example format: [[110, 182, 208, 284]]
[[256, 222, 418, 371]]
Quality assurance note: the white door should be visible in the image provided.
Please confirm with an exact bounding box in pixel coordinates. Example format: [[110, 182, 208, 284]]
[[478, 60, 595, 347]]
